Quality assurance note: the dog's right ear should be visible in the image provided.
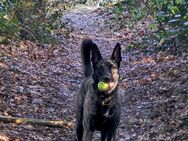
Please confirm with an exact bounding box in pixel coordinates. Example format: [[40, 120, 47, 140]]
[[91, 43, 102, 67]]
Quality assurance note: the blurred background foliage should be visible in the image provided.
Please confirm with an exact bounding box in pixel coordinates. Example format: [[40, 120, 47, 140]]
[[111, 0, 188, 52], [0, 0, 66, 45], [0, 0, 187, 52]]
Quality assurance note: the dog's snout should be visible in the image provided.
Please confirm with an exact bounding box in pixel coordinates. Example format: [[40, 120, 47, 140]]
[[103, 74, 111, 82]]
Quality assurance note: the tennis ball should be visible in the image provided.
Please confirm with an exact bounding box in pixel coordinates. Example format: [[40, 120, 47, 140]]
[[97, 81, 109, 91]]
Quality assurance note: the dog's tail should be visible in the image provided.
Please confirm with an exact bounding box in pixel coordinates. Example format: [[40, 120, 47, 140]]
[[81, 39, 93, 77]]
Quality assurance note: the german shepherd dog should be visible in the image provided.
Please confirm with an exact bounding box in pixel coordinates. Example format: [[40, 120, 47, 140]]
[[76, 39, 122, 141]]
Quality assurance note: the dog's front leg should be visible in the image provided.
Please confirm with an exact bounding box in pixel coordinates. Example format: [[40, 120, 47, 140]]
[[82, 92, 97, 141], [83, 114, 94, 141], [83, 129, 93, 141], [83, 107, 95, 141], [101, 131, 107, 141], [106, 132, 116, 141]]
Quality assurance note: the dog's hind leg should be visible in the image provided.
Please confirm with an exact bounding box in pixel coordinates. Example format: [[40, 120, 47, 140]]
[[75, 96, 84, 141], [75, 101, 84, 141], [75, 121, 83, 141]]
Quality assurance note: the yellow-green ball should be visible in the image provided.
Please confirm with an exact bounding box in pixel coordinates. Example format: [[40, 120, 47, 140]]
[[97, 81, 109, 91]]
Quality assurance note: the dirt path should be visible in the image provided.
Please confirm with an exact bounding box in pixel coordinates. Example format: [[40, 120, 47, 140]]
[[61, 5, 188, 140], [61, 6, 129, 140], [0, 4, 187, 141]]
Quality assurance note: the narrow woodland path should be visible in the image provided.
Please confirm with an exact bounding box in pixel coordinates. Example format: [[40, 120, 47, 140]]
[[61, 5, 188, 140], [0, 4, 187, 141]]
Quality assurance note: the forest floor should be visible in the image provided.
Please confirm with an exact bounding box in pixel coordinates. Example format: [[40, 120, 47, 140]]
[[0, 5, 188, 141]]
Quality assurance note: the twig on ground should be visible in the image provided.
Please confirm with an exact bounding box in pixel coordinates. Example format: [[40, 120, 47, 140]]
[[0, 115, 74, 128]]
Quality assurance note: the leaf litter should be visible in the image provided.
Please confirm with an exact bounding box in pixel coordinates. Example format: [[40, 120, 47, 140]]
[[0, 5, 187, 141]]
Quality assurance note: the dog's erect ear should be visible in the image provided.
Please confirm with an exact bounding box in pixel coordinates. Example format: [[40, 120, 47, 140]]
[[91, 43, 102, 67], [111, 43, 122, 68]]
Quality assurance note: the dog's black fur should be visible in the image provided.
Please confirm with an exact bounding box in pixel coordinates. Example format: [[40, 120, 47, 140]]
[[76, 39, 122, 141]]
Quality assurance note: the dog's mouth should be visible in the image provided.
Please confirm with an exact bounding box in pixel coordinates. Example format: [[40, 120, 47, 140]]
[[98, 73, 119, 93], [106, 80, 118, 93], [108, 81, 114, 90]]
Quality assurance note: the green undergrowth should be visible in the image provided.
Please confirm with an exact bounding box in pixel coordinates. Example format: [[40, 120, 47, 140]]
[[108, 0, 188, 53], [0, 0, 64, 45]]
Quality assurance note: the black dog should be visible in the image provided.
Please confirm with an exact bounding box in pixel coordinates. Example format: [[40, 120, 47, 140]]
[[76, 39, 122, 141]]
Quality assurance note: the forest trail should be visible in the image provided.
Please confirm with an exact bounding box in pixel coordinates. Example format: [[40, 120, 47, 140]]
[[0, 4, 187, 141], [62, 5, 188, 141]]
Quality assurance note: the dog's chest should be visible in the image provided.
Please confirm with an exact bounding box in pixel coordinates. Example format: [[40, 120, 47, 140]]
[[101, 107, 111, 118], [94, 106, 113, 130]]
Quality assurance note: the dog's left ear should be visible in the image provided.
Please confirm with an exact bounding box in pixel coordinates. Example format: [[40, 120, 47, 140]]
[[111, 43, 122, 68]]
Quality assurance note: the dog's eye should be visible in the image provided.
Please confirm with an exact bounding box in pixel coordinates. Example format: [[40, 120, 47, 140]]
[[109, 64, 116, 69], [99, 65, 105, 70]]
